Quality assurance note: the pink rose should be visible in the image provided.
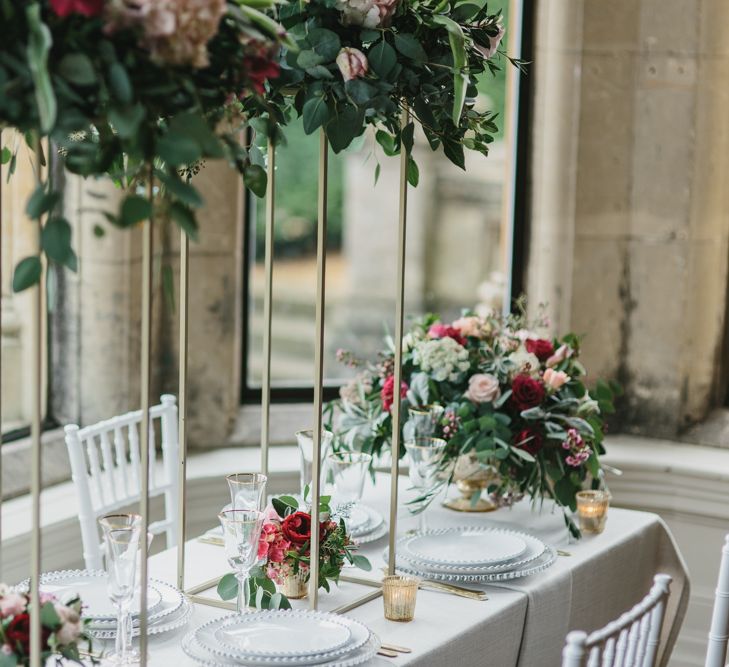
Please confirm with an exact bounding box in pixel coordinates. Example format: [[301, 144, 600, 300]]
[[543, 368, 570, 390], [269, 547, 286, 563], [546, 344, 573, 368], [428, 323, 467, 346], [54, 606, 83, 645], [0, 593, 26, 618], [336, 48, 369, 82], [452, 316, 485, 339], [374, 0, 398, 27], [464, 373, 501, 404]]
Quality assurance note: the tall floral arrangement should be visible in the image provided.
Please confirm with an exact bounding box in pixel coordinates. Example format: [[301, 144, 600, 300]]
[[1, 0, 287, 292], [252, 0, 517, 178], [0, 586, 95, 666], [328, 306, 619, 536]]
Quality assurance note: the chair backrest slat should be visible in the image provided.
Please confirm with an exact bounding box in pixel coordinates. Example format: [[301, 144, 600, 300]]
[[561, 574, 672, 667], [705, 535, 729, 667], [64, 396, 180, 570]]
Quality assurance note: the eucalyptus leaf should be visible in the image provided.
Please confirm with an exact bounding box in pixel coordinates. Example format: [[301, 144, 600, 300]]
[[119, 195, 152, 227], [41, 216, 73, 265], [169, 202, 199, 241], [12, 256, 42, 292], [217, 573, 239, 600], [26, 4, 56, 133], [368, 40, 397, 78], [308, 28, 341, 61], [394, 34, 427, 62], [244, 164, 267, 198], [302, 95, 329, 134], [58, 53, 97, 86]]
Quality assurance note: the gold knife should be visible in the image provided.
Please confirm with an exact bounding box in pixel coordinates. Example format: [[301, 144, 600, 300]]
[[418, 579, 488, 600], [381, 643, 412, 654], [377, 647, 399, 658]]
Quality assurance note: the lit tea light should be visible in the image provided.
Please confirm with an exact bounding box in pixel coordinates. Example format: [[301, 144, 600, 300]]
[[382, 575, 419, 622], [576, 490, 610, 534]]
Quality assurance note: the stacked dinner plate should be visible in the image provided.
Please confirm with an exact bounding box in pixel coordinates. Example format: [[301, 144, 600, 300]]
[[343, 504, 388, 545], [16, 569, 191, 640], [384, 526, 557, 583], [182, 610, 380, 666]]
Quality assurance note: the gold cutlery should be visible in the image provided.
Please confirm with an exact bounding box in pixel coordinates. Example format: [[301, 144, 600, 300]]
[[197, 535, 224, 546], [381, 643, 412, 654], [557, 549, 572, 557], [418, 579, 488, 600], [377, 647, 399, 658]]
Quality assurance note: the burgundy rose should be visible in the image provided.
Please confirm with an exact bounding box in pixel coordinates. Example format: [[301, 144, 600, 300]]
[[243, 56, 281, 95], [5, 613, 50, 655], [281, 512, 312, 545], [381, 375, 408, 412], [428, 323, 466, 346], [513, 427, 544, 456], [525, 338, 554, 361], [511, 374, 545, 411], [50, 0, 104, 18]]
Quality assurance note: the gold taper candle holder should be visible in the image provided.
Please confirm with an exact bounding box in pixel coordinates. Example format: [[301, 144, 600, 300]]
[[382, 575, 419, 622], [576, 490, 610, 534]]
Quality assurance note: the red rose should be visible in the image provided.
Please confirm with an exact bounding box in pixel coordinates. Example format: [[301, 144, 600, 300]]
[[4, 612, 52, 656], [513, 427, 544, 455], [511, 374, 545, 411], [50, 0, 104, 17], [281, 512, 312, 545], [243, 56, 281, 95], [428, 323, 466, 346], [381, 375, 408, 413], [525, 338, 554, 361]]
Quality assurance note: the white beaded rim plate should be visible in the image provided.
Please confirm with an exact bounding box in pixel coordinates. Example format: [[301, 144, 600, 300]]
[[392, 545, 558, 583], [15, 569, 163, 621], [87, 595, 192, 640], [182, 629, 380, 667], [348, 505, 384, 538], [388, 530, 548, 575], [212, 610, 353, 659], [403, 526, 529, 567], [194, 612, 372, 665], [352, 519, 388, 545]]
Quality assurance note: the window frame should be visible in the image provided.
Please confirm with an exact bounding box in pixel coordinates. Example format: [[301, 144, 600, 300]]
[[240, 0, 536, 405]]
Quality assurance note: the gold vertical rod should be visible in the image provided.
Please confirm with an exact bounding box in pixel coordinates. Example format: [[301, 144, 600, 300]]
[[29, 136, 43, 667], [0, 129, 3, 579], [176, 230, 189, 591], [388, 108, 410, 576], [309, 130, 328, 609], [260, 140, 275, 475], [138, 174, 154, 665]]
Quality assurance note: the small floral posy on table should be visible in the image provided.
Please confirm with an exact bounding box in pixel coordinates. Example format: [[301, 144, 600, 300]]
[[218, 493, 371, 608], [329, 303, 620, 537], [0, 585, 96, 666]]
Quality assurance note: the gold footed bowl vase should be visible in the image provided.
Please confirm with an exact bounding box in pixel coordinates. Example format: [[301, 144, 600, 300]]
[[442, 453, 499, 513], [278, 569, 308, 599]]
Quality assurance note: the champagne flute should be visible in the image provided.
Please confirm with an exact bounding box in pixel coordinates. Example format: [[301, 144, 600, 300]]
[[226, 473, 268, 511], [218, 509, 265, 613], [295, 429, 333, 500], [99, 513, 142, 665], [405, 437, 448, 533]]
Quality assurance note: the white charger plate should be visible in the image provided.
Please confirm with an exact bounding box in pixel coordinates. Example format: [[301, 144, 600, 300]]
[[195, 612, 371, 666], [391, 530, 547, 575], [404, 527, 528, 567], [183, 629, 380, 667], [16, 569, 163, 621], [213, 611, 352, 659], [348, 505, 384, 538]]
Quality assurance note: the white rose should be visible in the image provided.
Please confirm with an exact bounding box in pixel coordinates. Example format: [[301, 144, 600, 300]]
[[508, 349, 541, 376]]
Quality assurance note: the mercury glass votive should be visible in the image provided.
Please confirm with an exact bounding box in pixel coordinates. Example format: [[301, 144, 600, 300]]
[[575, 490, 610, 534], [382, 575, 419, 622]]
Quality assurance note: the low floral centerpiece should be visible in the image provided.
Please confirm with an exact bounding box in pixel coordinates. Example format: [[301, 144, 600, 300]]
[[0, 585, 95, 666], [218, 493, 371, 608], [329, 304, 619, 536]]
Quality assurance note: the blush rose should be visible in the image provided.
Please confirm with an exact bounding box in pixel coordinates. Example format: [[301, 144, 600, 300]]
[[336, 48, 368, 81], [464, 373, 501, 404]]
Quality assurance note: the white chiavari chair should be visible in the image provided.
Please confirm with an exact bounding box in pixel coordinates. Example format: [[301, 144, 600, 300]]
[[562, 574, 672, 667], [64, 394, 179, 570], [705, 534, 729, 667]]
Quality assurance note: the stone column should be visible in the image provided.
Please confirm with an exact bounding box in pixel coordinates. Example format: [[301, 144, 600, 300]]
[[527, 0, 729, 437]]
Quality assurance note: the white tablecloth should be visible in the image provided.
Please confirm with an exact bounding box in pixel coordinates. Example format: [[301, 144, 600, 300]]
[[139, 473, 689, 667]]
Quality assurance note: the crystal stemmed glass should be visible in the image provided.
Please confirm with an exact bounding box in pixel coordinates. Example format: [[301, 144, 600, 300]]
[[226, 473, 268, 511], [408, 405, 445, 437], [99, 513, 143, 665], [327, 451, 372, 505], [405, 437, 448, 533], [218, 509, 265, 613], [295, 429, 333, 500]]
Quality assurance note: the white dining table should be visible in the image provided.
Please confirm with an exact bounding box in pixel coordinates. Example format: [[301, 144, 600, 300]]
[[136, 473, 689, 667]]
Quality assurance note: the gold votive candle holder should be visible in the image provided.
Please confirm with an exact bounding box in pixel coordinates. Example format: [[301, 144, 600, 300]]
[[382, 575, 419, 622], [576, 490, 610, 534]]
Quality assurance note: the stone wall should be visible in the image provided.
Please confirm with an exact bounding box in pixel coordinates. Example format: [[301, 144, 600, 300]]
[[528, 0, 729, 439]]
